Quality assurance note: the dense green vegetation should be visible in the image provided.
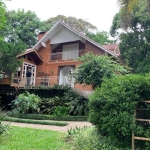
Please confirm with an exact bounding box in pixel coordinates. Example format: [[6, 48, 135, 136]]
[[72, 52, 128, 89], [11, 85, 88, 116], [11, 113, 88, 121], [89, 74, 150, 149], [111, 0, 150, 73]]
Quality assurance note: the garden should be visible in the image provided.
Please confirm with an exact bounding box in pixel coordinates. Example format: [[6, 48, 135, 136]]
[[0, 53, 150, 150]]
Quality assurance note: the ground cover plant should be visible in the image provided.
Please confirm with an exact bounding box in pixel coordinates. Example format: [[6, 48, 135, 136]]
[[11, 92, 41, 115], [66, 126, 123, 150], [89, 74, 150, 149], [0, 126, 71, 150], [18, 85, 89, 116], [0, 108, 9, 136]]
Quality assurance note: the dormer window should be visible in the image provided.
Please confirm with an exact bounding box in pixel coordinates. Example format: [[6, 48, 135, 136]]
[[62, 43, 79, 60]]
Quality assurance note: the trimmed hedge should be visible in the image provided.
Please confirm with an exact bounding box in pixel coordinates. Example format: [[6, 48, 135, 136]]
[[18, 85, 72, 98], [14, 114, 88, 121], [4, 117, 68, 126], [89, 74, 150, 148]]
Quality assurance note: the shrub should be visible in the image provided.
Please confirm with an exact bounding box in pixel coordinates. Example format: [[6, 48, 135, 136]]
[[11, 92, 41, 115], [12, 114, 88, 121], [38, 85, 88, 116], [0, 108, 9, 135], [66, 126, 119, 150], [53, 106, 68, 116], [89, 74, 150, 148]]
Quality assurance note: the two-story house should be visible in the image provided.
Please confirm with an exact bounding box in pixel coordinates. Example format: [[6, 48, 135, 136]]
[[16, 21, 120, 92]]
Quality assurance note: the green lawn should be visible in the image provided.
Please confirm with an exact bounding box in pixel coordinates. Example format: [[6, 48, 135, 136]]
[[0, 126, 71, 150]]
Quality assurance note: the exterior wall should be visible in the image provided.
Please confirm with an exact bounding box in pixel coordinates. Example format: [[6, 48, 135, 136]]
[[36, 39, 51, 77], [85, 41, 105, 55], [35, 39, 106, 91], [53, 40, 85, 53], [23, 55, 37, 65]]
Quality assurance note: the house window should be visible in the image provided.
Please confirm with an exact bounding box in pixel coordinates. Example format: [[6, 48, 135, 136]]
[[62, 43, 79, 60]]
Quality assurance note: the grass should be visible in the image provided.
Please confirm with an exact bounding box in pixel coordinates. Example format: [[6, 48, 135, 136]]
[[14, 113, 88, 121], [4, 117, 68, 126], [0, 126, 71, 150]]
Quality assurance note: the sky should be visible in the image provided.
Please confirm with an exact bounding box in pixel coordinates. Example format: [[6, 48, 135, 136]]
[[5, 0, 119, 32]]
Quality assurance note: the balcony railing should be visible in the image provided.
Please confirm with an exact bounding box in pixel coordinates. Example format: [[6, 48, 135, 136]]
[[50, 49, 85, 61], [14, 76, 75, 88], [0, 73, 12, 85]]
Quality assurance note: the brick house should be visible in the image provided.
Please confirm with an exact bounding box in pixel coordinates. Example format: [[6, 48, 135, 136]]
[[16, 21, 120, 92]]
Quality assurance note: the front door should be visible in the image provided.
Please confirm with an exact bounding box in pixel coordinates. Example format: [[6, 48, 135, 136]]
[[22, 62, 36, 86], [59, 66, 75, 88]]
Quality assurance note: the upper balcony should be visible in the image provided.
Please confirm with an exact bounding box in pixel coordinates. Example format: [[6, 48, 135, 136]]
[[49, 49, 85, 61]]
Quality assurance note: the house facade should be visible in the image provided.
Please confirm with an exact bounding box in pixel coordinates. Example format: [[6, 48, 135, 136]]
[[16, 21, 120, 92]]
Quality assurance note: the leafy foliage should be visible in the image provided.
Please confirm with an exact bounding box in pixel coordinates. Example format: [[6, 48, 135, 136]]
[[20, 85, 88, 116], [2, 9, 43, 48], [12, 114, 88, 121], [111, 0, 150, 73], [72, 52, 128, 89], [0, 108, 9, 135], [44, 15, 97, 34], [11, 92, 41, 115], [0, 40, 26, 73], [53, 106, 68, 116], [0, 0, 6, 30], [89, 74, 150, 148], [66, 126, 120, 150], [86, 31, 115, 45]]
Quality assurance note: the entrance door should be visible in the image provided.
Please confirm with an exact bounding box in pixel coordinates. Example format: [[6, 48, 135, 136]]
[[59, 66, 74, 88], [22, 62, 36, 86]]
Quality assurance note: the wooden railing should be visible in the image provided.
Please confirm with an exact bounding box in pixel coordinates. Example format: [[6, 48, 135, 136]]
[[0, 73, 12, 85], [132, 100, 150, 150]]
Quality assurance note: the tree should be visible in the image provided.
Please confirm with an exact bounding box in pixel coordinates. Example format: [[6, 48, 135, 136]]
[[72, 52, 128, 89], [0, 39, 26, 73], [111, 0, 150, 73], [117, 0, 150, 28], [86, 31, 115, 45], [2, 9, 43, 48], [0, 0, 6, 30], [0, 5, 27, 73], [44, 15, 97, 34]]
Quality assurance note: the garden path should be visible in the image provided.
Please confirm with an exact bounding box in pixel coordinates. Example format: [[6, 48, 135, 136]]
[[4, 121, 92, 132]]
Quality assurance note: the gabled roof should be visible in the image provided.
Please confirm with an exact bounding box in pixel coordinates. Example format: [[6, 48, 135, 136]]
[[33, 21, 118, 57], [102, 44, 120, 56], [17, 49, 43, 64]]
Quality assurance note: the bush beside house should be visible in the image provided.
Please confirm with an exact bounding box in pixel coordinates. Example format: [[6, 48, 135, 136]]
[[89, 74, 150, 149], [11, 85, 88, 116]]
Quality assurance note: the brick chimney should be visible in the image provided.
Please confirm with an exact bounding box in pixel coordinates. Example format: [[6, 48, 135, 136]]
[[38, 31, 46, 41]]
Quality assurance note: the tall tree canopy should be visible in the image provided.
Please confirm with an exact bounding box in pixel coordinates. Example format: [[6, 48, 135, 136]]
[[111, 0, 150, 73], [44, 15, 97, 34], [86, 31, 115, 45], [117, 0, 150, 29], [0, 0, 6, 30], [0, 6, 27, 73], [1, 9, 43, 48]]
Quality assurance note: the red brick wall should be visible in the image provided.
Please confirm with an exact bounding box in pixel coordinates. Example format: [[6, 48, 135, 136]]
[[38, 32, 46, 41], [36, 39, 51, 76], [85, 41, 105, 55], [35, 40, 105, 91]]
